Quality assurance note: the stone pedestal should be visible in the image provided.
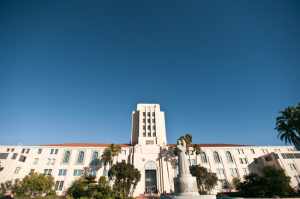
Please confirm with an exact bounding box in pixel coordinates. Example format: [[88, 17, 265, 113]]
[[172, 175, 216, 199]]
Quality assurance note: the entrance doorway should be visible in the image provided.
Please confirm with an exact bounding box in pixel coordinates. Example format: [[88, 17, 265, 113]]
[[145, 169, 157, 194]]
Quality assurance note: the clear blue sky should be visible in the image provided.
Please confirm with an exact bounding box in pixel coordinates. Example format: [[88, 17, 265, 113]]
[[0, 0, 299, 146]]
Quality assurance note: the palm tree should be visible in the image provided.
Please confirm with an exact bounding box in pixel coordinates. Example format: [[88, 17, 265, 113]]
[[276, 103, 300, 150], [109, 144, 121, 164]]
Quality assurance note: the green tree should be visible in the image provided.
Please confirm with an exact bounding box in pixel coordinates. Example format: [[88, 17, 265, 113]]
[[276, 103, 300, 150], [236, 166, 293, 197], [108, 162, 141, 199], [101, 144, 122, 176], [67, 175, 114, 199], [190, 165, 218, 194], [14, 172, 55, 198]]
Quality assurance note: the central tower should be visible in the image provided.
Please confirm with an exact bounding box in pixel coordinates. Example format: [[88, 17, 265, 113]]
[[131, 103, 167, 146]]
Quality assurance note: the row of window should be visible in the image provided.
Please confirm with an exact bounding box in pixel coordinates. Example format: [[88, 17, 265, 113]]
[[142, 112, 155, 117], [197, 151, 249, 165], [62, 151, 99, 164], [281, 153, 300, 159], [143, 118, 156, 123], [143, 125, 156, 130]]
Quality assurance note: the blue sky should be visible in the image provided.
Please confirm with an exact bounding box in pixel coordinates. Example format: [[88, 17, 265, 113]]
[[0, 0, 299, 146]]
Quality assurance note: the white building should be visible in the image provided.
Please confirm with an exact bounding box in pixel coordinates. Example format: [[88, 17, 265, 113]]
[[0, 103, 299, 197]]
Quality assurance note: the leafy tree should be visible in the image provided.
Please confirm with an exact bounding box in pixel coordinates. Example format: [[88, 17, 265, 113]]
[[190, 165, 218, 194], [14, 172, 55, 198], [108, 162, 141, 199], [67, 175, 114, 199], [276, 103, 300, 150], [236, 166, 293, 197]]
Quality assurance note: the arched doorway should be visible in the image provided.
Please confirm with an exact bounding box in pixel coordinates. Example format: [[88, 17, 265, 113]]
[[144, 160, 157, 194]]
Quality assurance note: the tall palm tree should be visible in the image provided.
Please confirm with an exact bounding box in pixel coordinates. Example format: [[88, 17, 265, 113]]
[[276, 103, 300, 150]]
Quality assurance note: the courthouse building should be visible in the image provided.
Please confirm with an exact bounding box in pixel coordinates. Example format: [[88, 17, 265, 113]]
[[0, 104, 300, 196]]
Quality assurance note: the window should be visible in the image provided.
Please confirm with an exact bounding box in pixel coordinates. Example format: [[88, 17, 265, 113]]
[[200, 152, 208, 163], [90, 169, 97, 177], [55, 181, 64, 191], [147, 112, 150, 116], [11, 153, 18, 160], [289, 163, 297, 171], [147, 119, 151, 123], [30, 169, 35, 174], [77, 151, 85, 164], [243, 168, 248, 175], [62, 151, 71, 163], [230, 168, 239, 177], [143, 112, 146, 116], [143, 119, 146, 123], [44, 169, 52, 175], [33, 158, 39, 165], [19, 155, 26, 162], [239, 158, 244, 164], [21, 149, 25, 153], [73, 169, 83, 176], [153, 132, 156, 137], [7, 148, 10, 152], [143, 125, 146, 130], [226, 151, 234, 163], [11, 148, 15, 152], [152, 119, 155, 123], [152, 112, 155, 116], [0, 153, 9, 159], [153, 125, 156, 130], [50, 149, 54, 154], [14, 167, 21, 174], [26, 149, 30, 154], [55, 149, 59, 154], [147, 125, 151, 130], [250, 149, 255, 154], [148, 132, 151, 137], [38, 149, 42, 154], [58, 169, 67, 176], [213, 151, 221, 163], [92, 151, 99, 160]]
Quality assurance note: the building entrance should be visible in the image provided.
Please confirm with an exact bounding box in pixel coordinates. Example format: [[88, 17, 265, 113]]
[[145, 169, 157, 193]]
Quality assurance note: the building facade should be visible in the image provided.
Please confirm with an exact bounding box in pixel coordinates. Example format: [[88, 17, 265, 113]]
[[0, 104, 299, 196]]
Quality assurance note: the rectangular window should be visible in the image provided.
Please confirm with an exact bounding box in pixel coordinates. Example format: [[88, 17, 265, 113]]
[[152, 119, 155, 123], [153, 132, 156, 137], [38, 148, 42, 154], [0, 153, 9, 159], [148, 132, 151, 137], [50, 149, 54, 154], [147, 112, 150, 116], [19, 155, 26, 162], [73, 169, 83, 176], [55, 181, 64, 191], [21, 149, 25, 153], [147, 125, 151, 130], [147, 119, 151, 123], [11, 153, 18, 160], [55, 149, 59, 154], [143, 119, 146, 123], [26, 149, 30, 154], [58, 169, 67, 176], [77, 151, 85, 164], [143, 112, 146, 116], [250, 149, 255, 154], [44, 169, 52, 175], [62, 151, 71, 163]]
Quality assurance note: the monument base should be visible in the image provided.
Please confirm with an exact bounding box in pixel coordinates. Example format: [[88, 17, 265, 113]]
[[172, 194, 216, 199]]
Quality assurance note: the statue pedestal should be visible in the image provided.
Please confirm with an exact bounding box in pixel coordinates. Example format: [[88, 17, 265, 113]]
[[172, 175, 216, 199]]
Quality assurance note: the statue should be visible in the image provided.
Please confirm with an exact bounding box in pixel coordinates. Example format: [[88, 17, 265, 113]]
[[177, 139, 191, 177], [172, 137, 216, 199]]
